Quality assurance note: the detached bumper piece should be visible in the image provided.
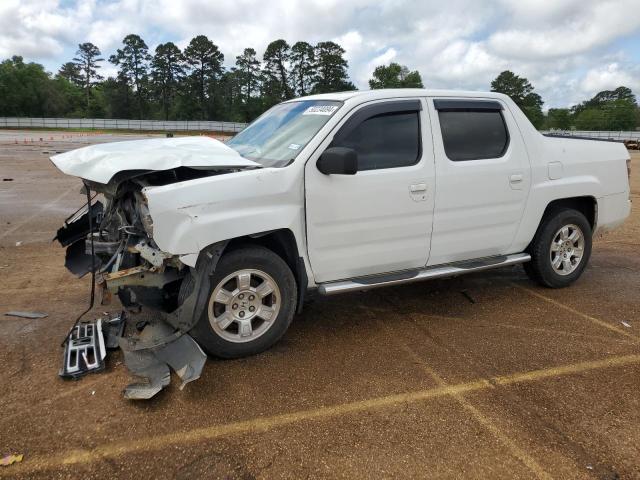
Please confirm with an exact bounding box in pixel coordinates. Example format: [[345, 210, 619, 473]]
[[59, 314, 124, 379], [59, 312, 206, 399], [119, 320, 207, 400], [59, 319, 107, 379]]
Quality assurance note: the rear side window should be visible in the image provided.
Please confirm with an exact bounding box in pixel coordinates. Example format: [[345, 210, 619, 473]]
[[438, 110, 509, 161], [335, 111, 421, 171]]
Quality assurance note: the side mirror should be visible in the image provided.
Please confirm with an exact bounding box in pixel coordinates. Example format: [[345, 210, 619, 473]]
[[316, 147, 358, 175]]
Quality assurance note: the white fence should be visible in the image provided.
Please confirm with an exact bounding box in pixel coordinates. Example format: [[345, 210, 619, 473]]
[[2, 119, 636, 140], [543, 130, 640, 141], [0, 117, 247, 133]]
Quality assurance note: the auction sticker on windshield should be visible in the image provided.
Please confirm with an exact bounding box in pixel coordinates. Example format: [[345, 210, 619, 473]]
[[303, 105, 339, 115]]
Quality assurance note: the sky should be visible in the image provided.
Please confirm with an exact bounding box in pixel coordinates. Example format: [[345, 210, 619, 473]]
[[1, 0, 639, 109]]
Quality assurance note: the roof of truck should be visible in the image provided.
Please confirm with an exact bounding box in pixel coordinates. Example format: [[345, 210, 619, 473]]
[[288, 89, 509, 103]]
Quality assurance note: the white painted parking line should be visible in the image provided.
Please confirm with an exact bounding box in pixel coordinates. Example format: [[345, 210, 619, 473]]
[[7, 353, 640, 475], [0, 189, 75, 241]]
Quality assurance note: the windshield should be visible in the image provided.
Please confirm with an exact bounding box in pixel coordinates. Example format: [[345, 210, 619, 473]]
[[227, 100, 342, 167]]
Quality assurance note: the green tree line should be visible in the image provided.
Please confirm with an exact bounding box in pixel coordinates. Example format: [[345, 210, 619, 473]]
[[0, 35, 356, 122], [0, 35, 637, 130], [489, 70, 638, 130], [545, 86, 639, 131]]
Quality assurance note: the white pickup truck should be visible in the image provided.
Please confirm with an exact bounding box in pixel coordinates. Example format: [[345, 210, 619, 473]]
[[53, 89, 631, 376]]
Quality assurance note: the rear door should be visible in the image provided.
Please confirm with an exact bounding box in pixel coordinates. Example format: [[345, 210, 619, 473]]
[[427, 98, 531, 266], [305, 99, 435, 283]]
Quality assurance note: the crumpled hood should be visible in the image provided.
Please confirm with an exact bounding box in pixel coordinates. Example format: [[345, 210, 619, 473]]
[[50, 136, 260, 184]]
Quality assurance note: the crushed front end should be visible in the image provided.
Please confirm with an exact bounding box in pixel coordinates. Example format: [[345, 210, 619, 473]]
[[51, 136, 262, 399], [55, 173, 210, 399]]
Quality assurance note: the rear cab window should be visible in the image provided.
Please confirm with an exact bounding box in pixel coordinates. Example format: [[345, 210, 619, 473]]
[[434, 99, 509, 161]]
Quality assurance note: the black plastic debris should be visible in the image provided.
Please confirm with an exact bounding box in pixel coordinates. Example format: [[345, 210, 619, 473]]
[[54, 200, 103, 247], [64, 238, 101, 278], [57, 200, 104, 278]]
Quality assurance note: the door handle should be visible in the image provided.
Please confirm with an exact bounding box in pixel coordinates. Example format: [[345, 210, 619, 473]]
[[509, 174, 523, 184], [410, 183, 427, 193]]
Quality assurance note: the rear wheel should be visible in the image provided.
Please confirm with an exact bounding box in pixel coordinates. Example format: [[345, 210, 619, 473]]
[[191, 246, 297, 358], [524, 208, 592, 288]]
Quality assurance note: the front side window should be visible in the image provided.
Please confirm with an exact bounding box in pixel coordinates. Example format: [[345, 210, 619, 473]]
[[333, 111, 421, 171], [227, 100, 342, 168], [438, 110, 509, 161]]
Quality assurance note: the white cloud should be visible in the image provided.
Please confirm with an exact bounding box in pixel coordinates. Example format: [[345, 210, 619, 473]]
[[0, 0, 95, 59], [488, 0, 640, 59], [580, 63, 640, 96], [0, 0, 639, 108], [371, 48, 397, 66], [334, 31, 364, 61], [489, 0, 640, 59], [355, 47, 398, 86], [495, 0, 585, 24]]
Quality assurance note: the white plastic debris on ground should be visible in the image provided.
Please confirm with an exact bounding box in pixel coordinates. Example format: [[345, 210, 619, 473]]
[[5, 311, 48, 319]]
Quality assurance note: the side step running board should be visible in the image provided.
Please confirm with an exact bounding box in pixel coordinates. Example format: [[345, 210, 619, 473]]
[[318, 253, 531, 296]]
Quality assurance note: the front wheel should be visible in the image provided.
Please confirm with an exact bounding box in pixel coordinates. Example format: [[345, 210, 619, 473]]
[[524, 208, 592, 288], [191, 245, 297, 358]]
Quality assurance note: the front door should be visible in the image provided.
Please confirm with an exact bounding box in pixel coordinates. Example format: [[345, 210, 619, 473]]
[[305, 99, 435, 283], [427, 98, 531, 266]]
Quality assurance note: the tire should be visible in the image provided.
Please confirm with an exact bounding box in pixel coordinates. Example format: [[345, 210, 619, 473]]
[[524, 208, 592, 288], [191, 245, 297, 359]]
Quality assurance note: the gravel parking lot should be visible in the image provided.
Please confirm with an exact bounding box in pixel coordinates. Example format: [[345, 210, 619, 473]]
[[0, 131, 639, 479]]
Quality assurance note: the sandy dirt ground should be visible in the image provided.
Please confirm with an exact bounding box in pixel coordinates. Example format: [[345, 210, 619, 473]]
[[0, 130, 639, 479]]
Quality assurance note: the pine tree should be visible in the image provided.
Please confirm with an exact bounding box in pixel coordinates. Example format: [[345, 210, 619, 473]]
[[151, 42, 184, 120], [313, 41, 355, 94], [290, 41, 315, 97], [263, 39, 292, 104], [183, 35, 225, 120], [236, 48, 261, 99], [109, 34, 151, 119], [73, 42, 103, 110], [57, 62, 83, 86]]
